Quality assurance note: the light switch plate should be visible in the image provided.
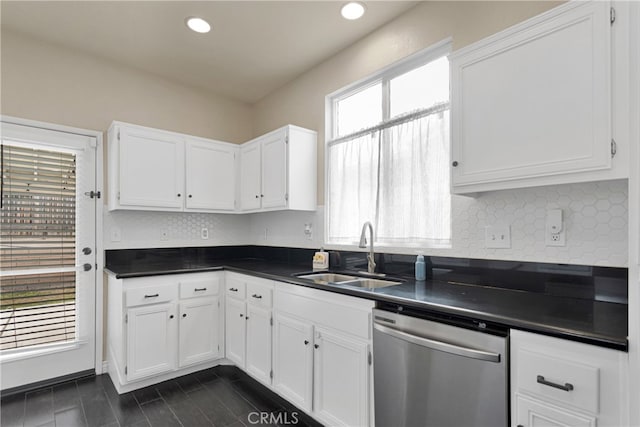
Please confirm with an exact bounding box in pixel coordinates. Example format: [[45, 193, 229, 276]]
[[485, 224, 511, 249]]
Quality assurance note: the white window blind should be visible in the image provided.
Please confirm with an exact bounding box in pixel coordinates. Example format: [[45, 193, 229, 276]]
[[1, 143, 77, 350], [326, 46, 452, 248]]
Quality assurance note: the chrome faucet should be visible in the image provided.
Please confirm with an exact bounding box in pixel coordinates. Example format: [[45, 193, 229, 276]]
[[359, 221, 376, 274]]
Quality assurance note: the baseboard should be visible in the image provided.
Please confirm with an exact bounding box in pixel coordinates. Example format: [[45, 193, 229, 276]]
[[102, 360, 109, 374]]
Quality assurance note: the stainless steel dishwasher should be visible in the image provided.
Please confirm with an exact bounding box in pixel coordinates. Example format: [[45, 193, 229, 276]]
[[373, 306, 508, 427]]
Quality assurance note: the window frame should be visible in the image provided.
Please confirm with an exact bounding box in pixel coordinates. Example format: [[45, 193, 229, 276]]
[[324, 38, 452, 251]]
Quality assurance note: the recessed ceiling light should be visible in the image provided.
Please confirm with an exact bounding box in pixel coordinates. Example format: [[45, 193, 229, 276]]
[[185, 17, 211, 34], [341, 2, 366, 20]]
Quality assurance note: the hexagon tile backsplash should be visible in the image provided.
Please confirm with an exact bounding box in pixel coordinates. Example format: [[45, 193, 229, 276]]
[[104, 179, 628, 268]]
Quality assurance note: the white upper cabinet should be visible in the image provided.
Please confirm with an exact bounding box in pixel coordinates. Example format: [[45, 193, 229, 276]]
[[185, 137, 237, 212], [239, 125, 317, 212], [450, 1, 629, 193], [116, 125, 185, 210], [108, 121, 237, 213], [239, 140, 262, 211]]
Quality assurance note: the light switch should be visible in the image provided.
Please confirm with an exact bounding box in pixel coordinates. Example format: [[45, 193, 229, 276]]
[[485, 224, 511, 249]]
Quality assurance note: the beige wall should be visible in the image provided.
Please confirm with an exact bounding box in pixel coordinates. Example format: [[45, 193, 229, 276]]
[[252, 1, 562, 204], [1, 31, 253, 144]]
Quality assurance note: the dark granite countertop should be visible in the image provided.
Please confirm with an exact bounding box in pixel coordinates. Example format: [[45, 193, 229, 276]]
[[105, 247, 628, 351]]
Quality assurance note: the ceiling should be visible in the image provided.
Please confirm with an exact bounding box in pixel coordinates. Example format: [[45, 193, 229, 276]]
[[1, 1, 418, 104]]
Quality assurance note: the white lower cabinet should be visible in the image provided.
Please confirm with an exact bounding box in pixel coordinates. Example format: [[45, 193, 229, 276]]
[[273, 282, 375, 427], [511, 329, 628, 427], [179, 297, 220, 367], [312, 327, 370, 427], [107, 272, 224, 393], [224, 272, 275, 386], [126, 303, 177, 382], [273, 313, 314, 411]]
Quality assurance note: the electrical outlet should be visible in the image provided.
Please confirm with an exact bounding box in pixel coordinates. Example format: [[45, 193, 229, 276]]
[[201, 228, 209, 239], [545, 209, 566, 246], [160, 229, 169, 241], [485, 224, 511, 249], [304, 223, 313, 240]]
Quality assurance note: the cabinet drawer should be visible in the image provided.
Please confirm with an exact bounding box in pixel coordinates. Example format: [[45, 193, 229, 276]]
[[179, 277, 220, 299], [517, 349, 599, 413], [246, 281, 273, 308], [226, 277, 246, 299], [126, 285, 177, 307]]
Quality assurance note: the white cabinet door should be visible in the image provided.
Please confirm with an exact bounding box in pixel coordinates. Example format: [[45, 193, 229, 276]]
[[178, 297, 220, 368], [240, 141, 262, 210], [450, 1, 612, 193], [185, 140, 236, 211], [313, 328, 370, 427], [261, 129, 288, 209], [515, 394, 596, 427], [126, 303, 177, 381], [246, 304, 272, 385], [119, 126, 184, 209], [225, 297, 246, 368], [273, 313, 314, 412]]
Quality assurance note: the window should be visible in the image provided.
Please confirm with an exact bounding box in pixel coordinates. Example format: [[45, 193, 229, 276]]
[[326, 41, 451, 248]]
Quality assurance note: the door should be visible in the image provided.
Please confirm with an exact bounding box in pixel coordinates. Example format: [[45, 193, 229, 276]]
[[515, 394, 596, 427], [225, 297, 246, 367], [185, 139, 236, 211], [119, 125, 184, 209], [261, 130, 288, 209], [246, 304, 272, 385], [127, 303, 177, 381], [0, 122, 97, 390], [273, 313, 313, 411], [179, 297, 220, 367], [313, 328, 370, 427], [240, 141, 261, 210]]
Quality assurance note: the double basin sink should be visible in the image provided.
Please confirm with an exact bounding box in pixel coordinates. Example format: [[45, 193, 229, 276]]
[[295, 272, 402, 289]]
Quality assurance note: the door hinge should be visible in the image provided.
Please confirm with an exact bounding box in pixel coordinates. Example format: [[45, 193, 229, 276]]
[[284, 193, 289, 201], [125, 314, 128, 323], [611, 139, 617, 158], [270, 370, 273, 379], [610, 7, 616, 25], [117, 130, 120, 141], [125, 366, 128, 374], [85, 190, 101, 199], [117, 191, 121, 200], [285, 136, 289, 144], [368, 351, 372, 365], [270, 317, 273, 326]]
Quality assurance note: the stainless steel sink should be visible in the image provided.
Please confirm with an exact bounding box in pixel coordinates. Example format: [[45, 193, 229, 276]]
[[296, 272, 402, 289], [296, 273, 359, 284], [345, 278, 402, 289]]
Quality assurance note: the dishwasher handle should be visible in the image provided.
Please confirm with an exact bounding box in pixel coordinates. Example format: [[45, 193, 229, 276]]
[[373, 322, 501, 363]]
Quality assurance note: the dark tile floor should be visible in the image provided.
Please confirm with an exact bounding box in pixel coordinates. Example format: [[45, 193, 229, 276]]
[[0, 366, 323, 427]]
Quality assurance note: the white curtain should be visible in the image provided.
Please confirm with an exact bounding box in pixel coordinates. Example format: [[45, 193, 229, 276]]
[[327, 108, 451, 247]]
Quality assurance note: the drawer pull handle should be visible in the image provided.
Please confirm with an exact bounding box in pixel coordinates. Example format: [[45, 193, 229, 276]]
[[252, 294, 262, 299], [537, 375, 574, 392], [229, 288, 238, 292], [144, 294, 159, 298], [194, 288, 207, 292]]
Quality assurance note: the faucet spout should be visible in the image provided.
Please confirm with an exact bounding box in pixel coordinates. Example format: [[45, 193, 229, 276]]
[[359, 221, 376, 274]]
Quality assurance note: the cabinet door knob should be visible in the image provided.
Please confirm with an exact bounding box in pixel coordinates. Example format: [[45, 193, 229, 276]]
[[82, 247, 92, 255], [188, 194, 192, 198], [255, 195, 259, 199], [452, 161, 458, 167], [83, 263, 92, 271], [245, 316, 249, 320], [229, 288, 238, 292], [182, 313, 187, 318], [194, 288, 207, 292], [252, 294, 262, 299], [314, 344, 319, 349], [260, 194, 264, 198], [304, 340, 309, 345], [177, 193, 181, 197], [169, 315, 174, 319], [240, 313, 244, 317]]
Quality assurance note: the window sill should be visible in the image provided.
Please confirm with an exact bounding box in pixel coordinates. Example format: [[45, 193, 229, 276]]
[[0, 340, 87, 363]]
